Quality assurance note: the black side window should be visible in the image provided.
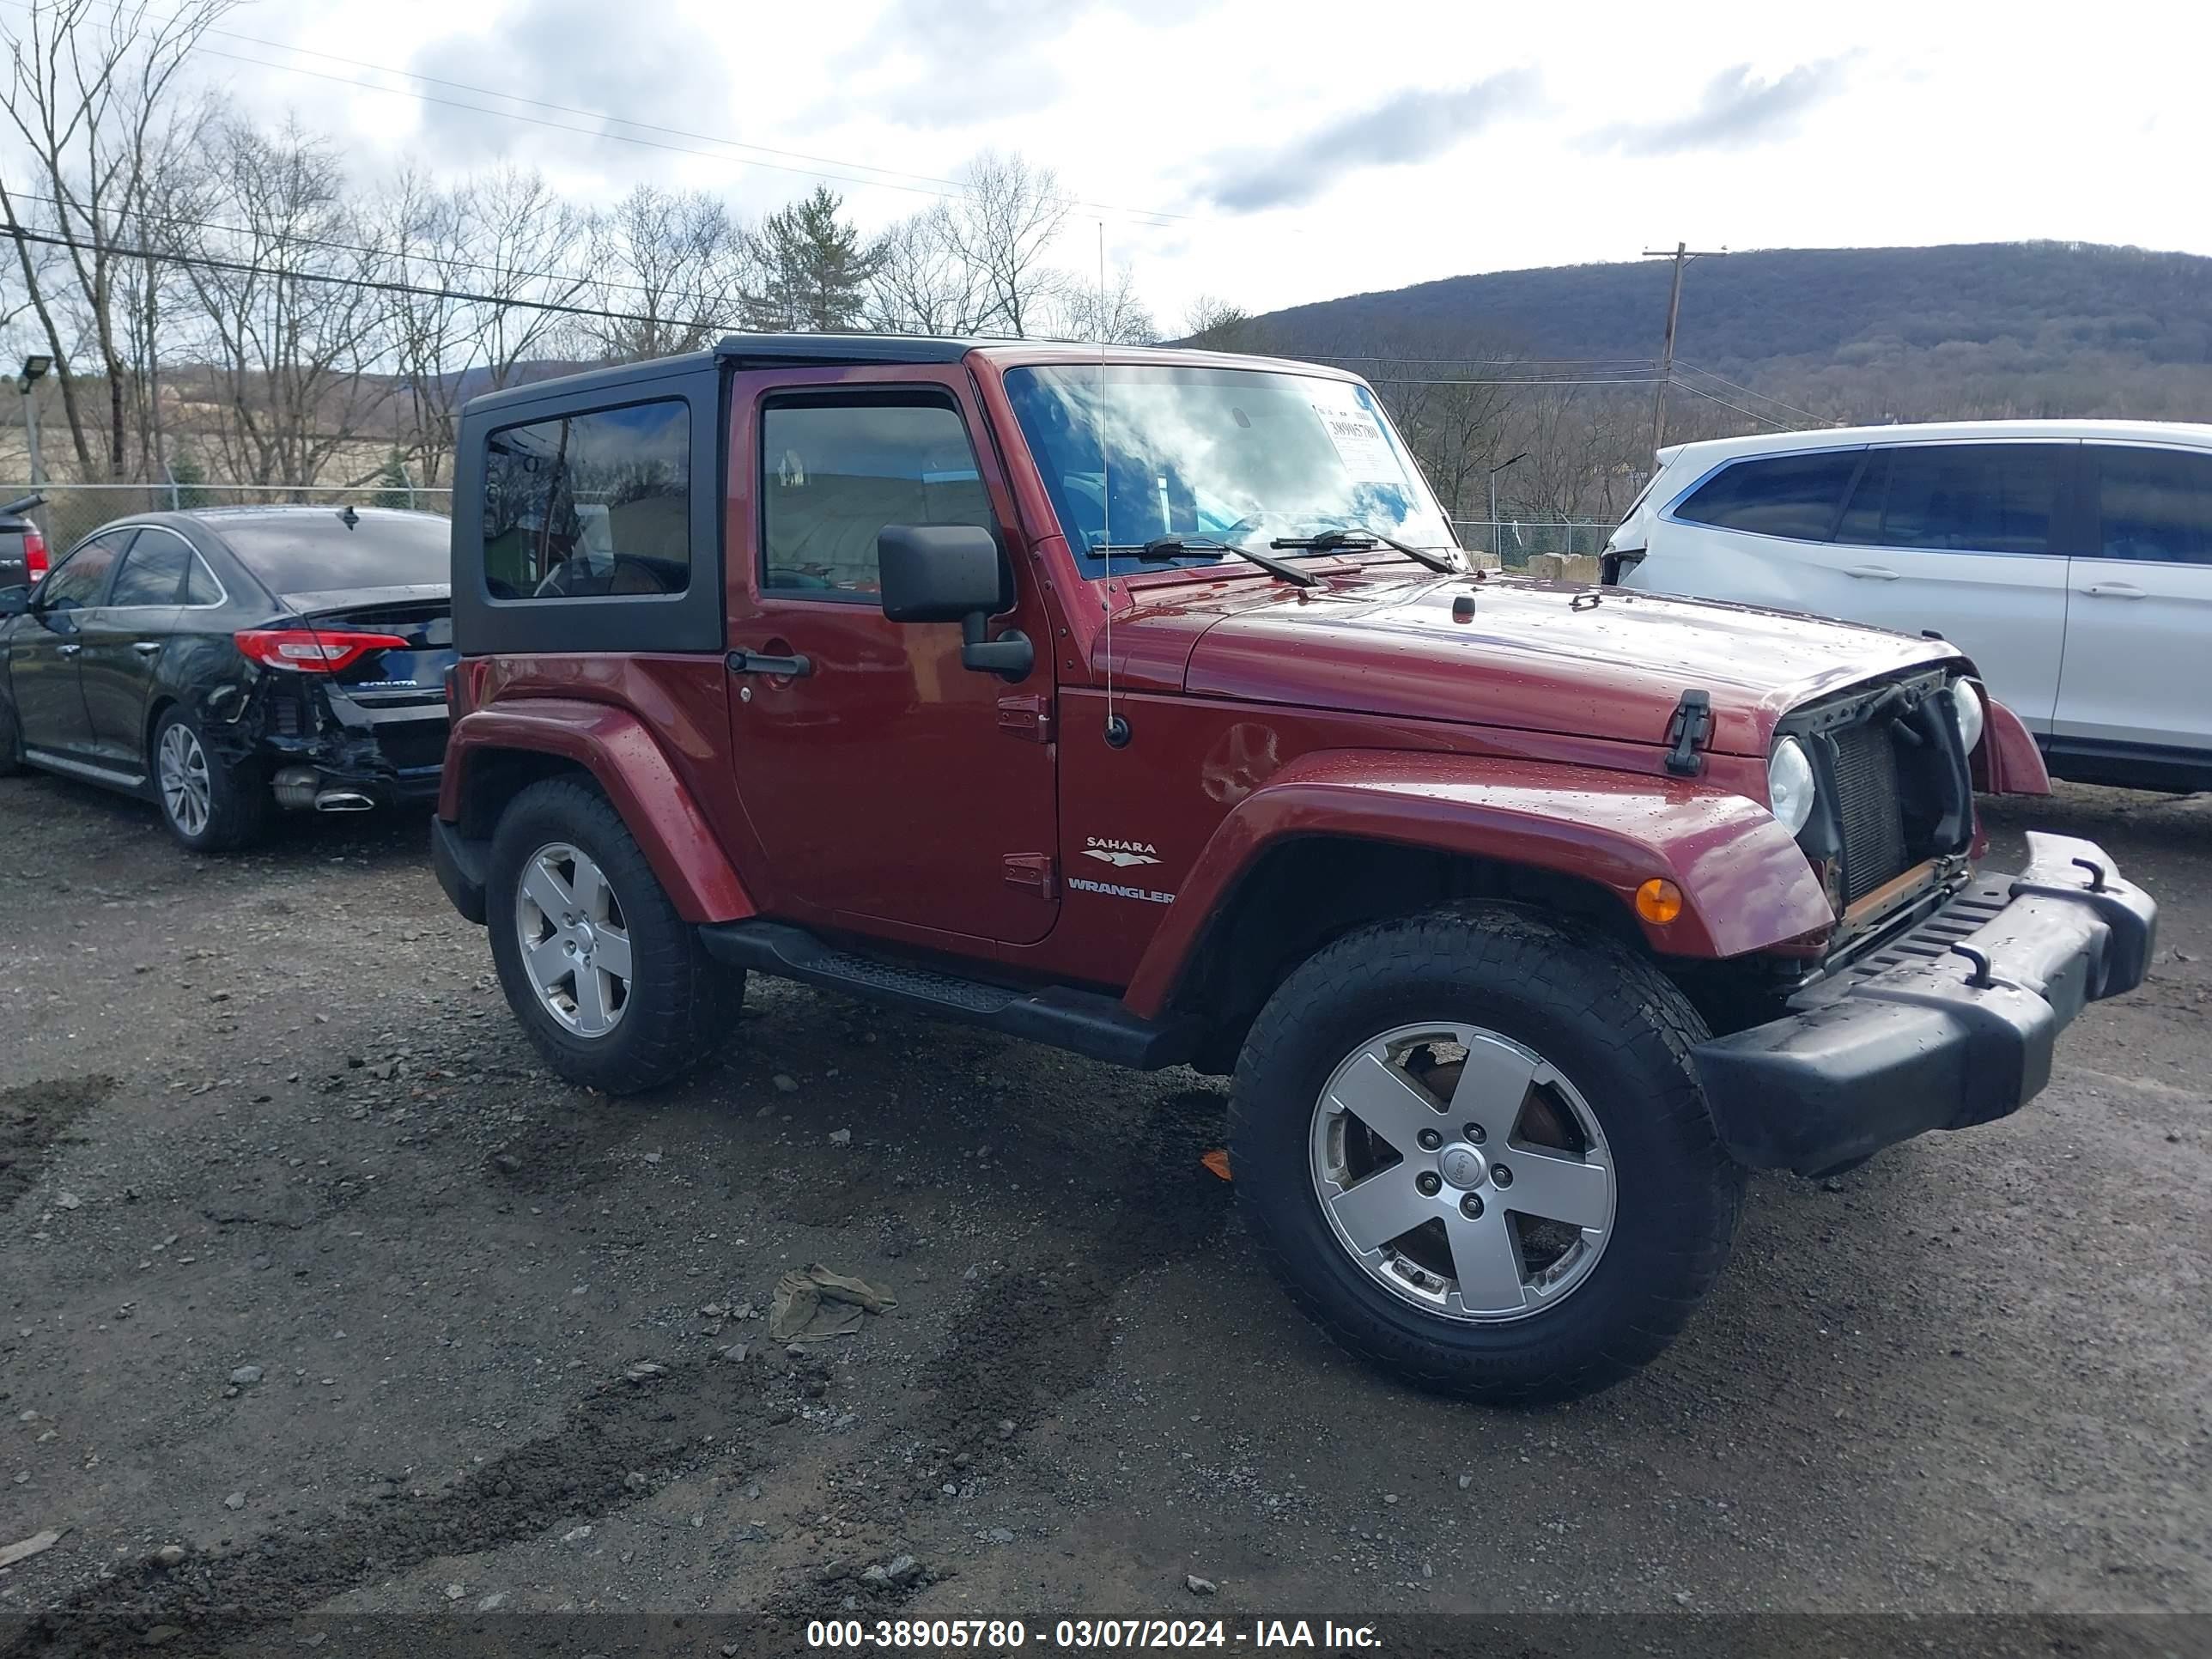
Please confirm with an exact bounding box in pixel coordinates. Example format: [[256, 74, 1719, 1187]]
[[1673, 452, 1862, 540], [1836, 445, 2059, 555], [760, 394, 993, 598], [185, 552, 224, 605], [108, 531, 190, 606], [481, 399, 690, 600], [2094, 447, 2212, 565], [38, 533, 127, 611]]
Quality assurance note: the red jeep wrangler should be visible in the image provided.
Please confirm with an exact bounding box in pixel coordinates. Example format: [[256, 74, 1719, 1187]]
[[431, 335, 2155, 1403]]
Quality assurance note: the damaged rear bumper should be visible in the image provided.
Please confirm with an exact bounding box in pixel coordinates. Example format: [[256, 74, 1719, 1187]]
[[1692, 832, 2156, 1176]]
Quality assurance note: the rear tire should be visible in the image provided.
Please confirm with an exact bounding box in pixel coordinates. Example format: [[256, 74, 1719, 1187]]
[[486, 777, 740, 1093], [1230, 903, 1743, 1405], [151, 705, 266, 853]]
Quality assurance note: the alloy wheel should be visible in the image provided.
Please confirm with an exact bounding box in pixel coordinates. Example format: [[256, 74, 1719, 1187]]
[[157, 723, 212, 840], [1309, 1023, 1616, 1322], [514, 841, 633, 1038]]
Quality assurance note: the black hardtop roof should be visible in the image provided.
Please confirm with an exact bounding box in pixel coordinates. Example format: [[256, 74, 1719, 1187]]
[[460, 333, 979, 419]]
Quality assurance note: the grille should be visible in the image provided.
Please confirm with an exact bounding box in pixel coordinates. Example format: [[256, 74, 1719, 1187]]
[[1831, 720, 1910, 904]]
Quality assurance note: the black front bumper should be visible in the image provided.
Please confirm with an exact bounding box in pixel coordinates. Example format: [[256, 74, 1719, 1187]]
[[1693, 833, 2157, 1176]]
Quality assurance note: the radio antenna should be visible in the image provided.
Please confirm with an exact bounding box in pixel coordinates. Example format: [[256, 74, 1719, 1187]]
[[1097, 221, 1128, 748]]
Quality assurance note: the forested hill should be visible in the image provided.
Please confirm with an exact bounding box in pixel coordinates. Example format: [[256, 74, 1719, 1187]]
[[1240, 242, 2212, 422]]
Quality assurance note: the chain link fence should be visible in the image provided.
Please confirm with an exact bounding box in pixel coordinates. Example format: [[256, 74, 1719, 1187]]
[[4, 483, 455, 554], [9, 486, 1615, 576], [1450, 520, 1612, 568]]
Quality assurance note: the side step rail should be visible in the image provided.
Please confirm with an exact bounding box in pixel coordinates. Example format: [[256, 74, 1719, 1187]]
[[696, 919, 1199, 1071]]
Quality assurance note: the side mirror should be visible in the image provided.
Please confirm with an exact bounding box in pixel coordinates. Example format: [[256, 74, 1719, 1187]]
[[0, 585, 27, 618], [877, 524, 1032, 681]]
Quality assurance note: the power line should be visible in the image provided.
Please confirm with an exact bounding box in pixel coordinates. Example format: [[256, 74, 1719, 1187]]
[[1670, 378, 1793, 429], [9, 185, 740, 322], [3, 218, 704, 329], [1672, 360, 1838, 426], [1309, 353, 1660, 368], [3, 0, 1191, 224]]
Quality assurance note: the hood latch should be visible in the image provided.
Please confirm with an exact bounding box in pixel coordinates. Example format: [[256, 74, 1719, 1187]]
[[1663, 689, 1713, 776]]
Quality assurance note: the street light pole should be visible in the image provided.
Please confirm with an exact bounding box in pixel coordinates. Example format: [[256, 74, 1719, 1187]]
[[15, 356, 52, 489], [1488, 451, 1528, 558]]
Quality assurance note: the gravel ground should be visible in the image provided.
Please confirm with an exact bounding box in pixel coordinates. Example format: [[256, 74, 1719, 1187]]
[[0, 770, 2204, 1644]]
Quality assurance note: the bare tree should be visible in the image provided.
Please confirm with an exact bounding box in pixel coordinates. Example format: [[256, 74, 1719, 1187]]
[[1053, 259, 1156, 344], [177, 118, 389, 487], [0, 0, 238, 478], [463, 166, 591, 379], [866, 206, 989, 336], [938, 151, 1070, 338], [1181, 295, 1254, 350], [584, 183, 750, 360], [1361, 332, 1520, 523]]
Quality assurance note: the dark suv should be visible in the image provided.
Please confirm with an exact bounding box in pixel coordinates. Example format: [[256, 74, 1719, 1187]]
[[428, 334, 2154, 1403]]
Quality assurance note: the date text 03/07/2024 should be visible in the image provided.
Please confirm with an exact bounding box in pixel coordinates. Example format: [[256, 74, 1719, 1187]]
[[803, 1617, 1383, 1649]]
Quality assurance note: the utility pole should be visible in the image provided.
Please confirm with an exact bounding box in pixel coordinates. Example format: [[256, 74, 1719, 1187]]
[[1642, 243, 1727, 459]]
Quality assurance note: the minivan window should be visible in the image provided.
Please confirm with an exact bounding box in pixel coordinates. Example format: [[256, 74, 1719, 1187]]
[[2094, 446, 2212, 566], [482, 400, 690, 600], [1834, 445, 2059, 556], [1672, 452, 1862, 541]]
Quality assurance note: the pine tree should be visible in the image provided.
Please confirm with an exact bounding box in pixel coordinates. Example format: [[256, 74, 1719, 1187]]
[[748, 186, 884, 333]]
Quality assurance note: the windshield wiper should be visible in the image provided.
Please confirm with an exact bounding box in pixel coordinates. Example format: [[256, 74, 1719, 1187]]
[[1268, 528, 1460, 574], [1097, 536, 1318, 587]]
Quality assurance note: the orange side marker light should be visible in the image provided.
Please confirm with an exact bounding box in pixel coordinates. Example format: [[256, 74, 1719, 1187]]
[[1636, 878, 1684, 925]]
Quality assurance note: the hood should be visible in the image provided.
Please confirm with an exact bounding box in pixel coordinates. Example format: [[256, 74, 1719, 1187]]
[[1149, 569, 1959, 757]]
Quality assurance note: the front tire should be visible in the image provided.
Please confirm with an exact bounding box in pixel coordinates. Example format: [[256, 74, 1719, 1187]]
[[486, 778, 739, 1093], [1229, 904, 1743, 1405], [151, 705, 266, 852]]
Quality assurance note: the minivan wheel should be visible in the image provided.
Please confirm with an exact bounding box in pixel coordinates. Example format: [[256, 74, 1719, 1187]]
[[486, 778, 740, 1093], [1230, 904, 1743, 1405], [151, 705, 266, 852]]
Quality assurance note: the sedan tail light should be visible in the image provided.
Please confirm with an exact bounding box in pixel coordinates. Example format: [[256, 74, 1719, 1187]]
[[23, 526, 47, 580], [234, 628, 412, 673]]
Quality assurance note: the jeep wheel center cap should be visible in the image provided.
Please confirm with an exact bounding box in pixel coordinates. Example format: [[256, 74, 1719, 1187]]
[[1439, 1145, 1488, 1191]]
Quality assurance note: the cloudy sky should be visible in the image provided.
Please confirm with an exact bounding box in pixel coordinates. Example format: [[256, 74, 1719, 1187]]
[[207, 0, 2209, 328]]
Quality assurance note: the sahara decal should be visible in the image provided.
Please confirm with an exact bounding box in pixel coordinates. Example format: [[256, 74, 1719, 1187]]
[[1083, 836, 1162, 868]]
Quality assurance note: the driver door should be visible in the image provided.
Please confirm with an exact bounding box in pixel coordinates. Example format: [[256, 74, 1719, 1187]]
[[723, 367, 1060, 948], [10, 530, 130, 763]]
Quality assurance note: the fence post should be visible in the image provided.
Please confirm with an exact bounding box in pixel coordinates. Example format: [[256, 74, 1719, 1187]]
[[162, 461, 181, 512], [399, 463, 416, 510]]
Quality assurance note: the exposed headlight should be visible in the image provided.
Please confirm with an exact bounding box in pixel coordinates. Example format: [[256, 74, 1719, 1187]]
[[1949, 678, 1985, 755], [1767, 737, 1817, 836]]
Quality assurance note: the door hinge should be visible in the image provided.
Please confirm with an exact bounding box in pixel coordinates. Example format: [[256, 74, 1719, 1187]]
[[1663, 688, 1713, 776], [1002, 853, 1056, 899], [996, 692, 1053, 744]]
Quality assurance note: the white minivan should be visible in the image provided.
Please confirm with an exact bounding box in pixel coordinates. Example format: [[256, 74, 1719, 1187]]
[[1606, 420, 2212, 792]]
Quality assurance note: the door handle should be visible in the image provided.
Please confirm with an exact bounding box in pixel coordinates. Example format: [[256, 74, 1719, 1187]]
[[57, 642, 80, 657], [2085, 581, 2146, 599], [133, 640, 163, 655], [726, 648, 813, 678], [1843, 564, 1901, 581]]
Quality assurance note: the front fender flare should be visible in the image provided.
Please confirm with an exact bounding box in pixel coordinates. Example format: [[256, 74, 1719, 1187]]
[[440, 698, 754, 924], [1121, 750, 1836, 1019]]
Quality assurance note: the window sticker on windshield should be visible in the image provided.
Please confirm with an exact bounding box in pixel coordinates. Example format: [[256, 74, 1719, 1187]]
[[1311, 396, 1400, 485]]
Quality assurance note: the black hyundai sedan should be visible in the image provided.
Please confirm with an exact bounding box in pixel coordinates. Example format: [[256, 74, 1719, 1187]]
[[0, 506, 454, 852]]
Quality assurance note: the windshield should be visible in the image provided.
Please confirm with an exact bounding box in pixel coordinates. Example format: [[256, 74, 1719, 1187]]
[[1002, 364, 1456, 579], [213, 509, 452, 598]]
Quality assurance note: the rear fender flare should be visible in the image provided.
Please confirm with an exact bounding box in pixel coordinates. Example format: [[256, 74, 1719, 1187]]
[[1122, 749, 1836, 1019], [441, 698, 754, 924]]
